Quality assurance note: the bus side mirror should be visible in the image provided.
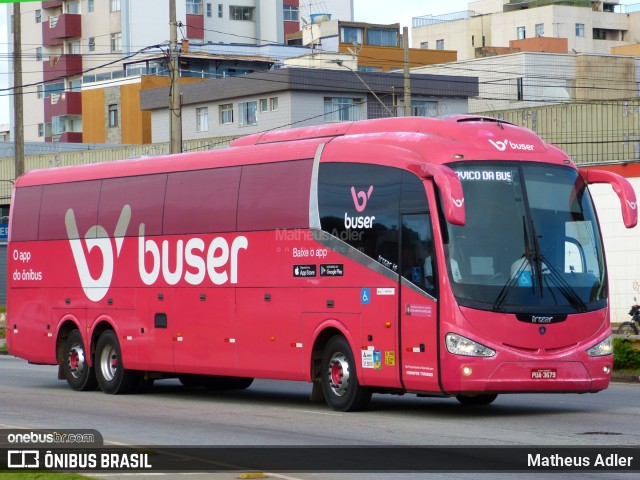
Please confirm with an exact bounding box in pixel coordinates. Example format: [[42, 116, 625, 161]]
[[417, 164, 466, 226], [579, 168, 638, 229]]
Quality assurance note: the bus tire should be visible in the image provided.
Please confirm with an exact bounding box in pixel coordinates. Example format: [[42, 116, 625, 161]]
[[320, 335, 372, 412], [95, 330, 138, 394], [456, 394, 498, 406], [61, 329, 98, 391]]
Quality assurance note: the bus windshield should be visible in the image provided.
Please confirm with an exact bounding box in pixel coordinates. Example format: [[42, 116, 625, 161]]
[[444, 161, 606, 314]]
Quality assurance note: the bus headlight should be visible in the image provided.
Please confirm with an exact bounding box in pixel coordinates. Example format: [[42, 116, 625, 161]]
[[586, 335, 613, 357], [445, 333, 496, 357]]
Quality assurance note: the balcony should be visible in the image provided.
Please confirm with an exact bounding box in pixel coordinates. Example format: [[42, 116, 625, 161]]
[[43, 54, 83, 82], [46, 132, 83, 143], [43, 1, 63, 9], [43, 14, 81, 46], [44, 91, 82, 122]]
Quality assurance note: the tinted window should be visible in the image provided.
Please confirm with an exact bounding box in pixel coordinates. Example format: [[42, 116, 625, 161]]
[[99, 175, 167, 237], [237, 160, 313, 231], [10, 186, 43, 242], [40, 181, 101, 240], [164, 167, 240, 235], [401, 171, 429, 211], [319, 163, 401, 271]]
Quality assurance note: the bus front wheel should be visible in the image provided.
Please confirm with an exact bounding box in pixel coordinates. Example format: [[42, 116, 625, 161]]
[[320, 336, 371, 412], [61, 329, 98, 391], [95, 330, 139, 394]]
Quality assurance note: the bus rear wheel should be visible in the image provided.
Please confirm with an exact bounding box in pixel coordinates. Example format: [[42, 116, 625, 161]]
[[61, 329, 98, 391], [95, 330, 139, 394], [456, 394, 498, 406], [320, 336, 371, 412]]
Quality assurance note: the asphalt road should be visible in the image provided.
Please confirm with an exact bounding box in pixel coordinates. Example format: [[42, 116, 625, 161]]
[[1, 355, 639, 480]]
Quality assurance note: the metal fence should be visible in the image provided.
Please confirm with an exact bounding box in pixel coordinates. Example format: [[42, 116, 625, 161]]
[[478, 99, 640, 165]]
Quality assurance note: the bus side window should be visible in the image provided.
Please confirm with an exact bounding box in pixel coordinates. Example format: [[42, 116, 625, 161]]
[[11, 186, 43, 241], [401, 213, 436, 296], [40, 181, 101, 240], [164, 167, 240, 234], [100, 175, 167, 237], [238, 160, 313, 231]]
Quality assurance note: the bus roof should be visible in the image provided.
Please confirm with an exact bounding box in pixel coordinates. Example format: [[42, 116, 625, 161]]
[[15, 116, 571, 188]]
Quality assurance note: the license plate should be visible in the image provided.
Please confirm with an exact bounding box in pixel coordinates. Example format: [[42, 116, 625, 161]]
[[531, 368, 557, 379]]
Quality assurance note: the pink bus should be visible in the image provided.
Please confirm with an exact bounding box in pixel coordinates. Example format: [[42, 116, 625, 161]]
[[7, 116, 637, 411]]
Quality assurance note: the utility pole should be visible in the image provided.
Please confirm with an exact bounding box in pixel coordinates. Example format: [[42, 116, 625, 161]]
[[403, 27, 412, 117], [13, 2, 24, 177], [169, 0, 182, 154]]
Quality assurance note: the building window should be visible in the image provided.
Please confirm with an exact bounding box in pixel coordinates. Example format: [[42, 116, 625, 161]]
[[593, 28, 607, 40], [284, 5, 299, 21], [324, 97, 363, 123], [516, 77, 524, 101], [38, 123, 44, 137], [67, 1, 80, 14], [340, 26, 363, 45], [219, 103, 233, 124], [35, 9, 41, 23], [535, 23, 544, 37], [108, 104, 118, 127], [435, 39, 444, 50], [111, 0, 121, 12], [366, 28, 398, 47], [206, 3, 212, 17], [420, 41, 428, 49], [218, 4, 223, 17], [239, 101, 257, 126], [575, 23, 585, 37], [68, 40, 81, 54], [88, 0, 94, 13], [36, 47, 43, 61], [259, 98, 268, 113], [517, 26, 526, 40], [111, 32, 122, 52], [270, 97, 278, 111], [196, 107, 209, 132], [37, 85, 44, 99], [230, 6, 255, 21], [186, 0, 203, 15], [411, 100, 438, 117], [88, 37, 95, 52]]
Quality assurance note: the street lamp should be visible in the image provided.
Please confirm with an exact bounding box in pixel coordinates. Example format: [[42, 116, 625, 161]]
[[328, 60, 395, 117]]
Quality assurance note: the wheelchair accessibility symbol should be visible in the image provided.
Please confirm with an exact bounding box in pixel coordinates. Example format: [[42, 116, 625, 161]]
[[361, 288, 370, 305]]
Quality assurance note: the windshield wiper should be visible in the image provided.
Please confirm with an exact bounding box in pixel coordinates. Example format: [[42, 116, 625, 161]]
[[492, 217, 535, 311], [538, 254, 588, 313], [529, 220, 588, 312]]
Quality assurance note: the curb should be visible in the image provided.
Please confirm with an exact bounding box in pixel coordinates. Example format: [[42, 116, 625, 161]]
[[611, 371, 640, 383]]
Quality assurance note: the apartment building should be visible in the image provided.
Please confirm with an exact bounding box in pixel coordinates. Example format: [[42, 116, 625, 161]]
[[139, 68, 479, 142], [412, 0, 640, 60], [7, 0, 354, 143]]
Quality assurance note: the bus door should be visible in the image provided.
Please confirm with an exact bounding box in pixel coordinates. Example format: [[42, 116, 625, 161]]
[[399, 213, 440, 392]]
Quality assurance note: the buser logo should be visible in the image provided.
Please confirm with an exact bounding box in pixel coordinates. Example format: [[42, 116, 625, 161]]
[[488, 138, 535, 152], [351, 185, 373, 212], [65, 205, 130, 302], [345, 186, 376, 230], [66, 205, 249, 302]]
